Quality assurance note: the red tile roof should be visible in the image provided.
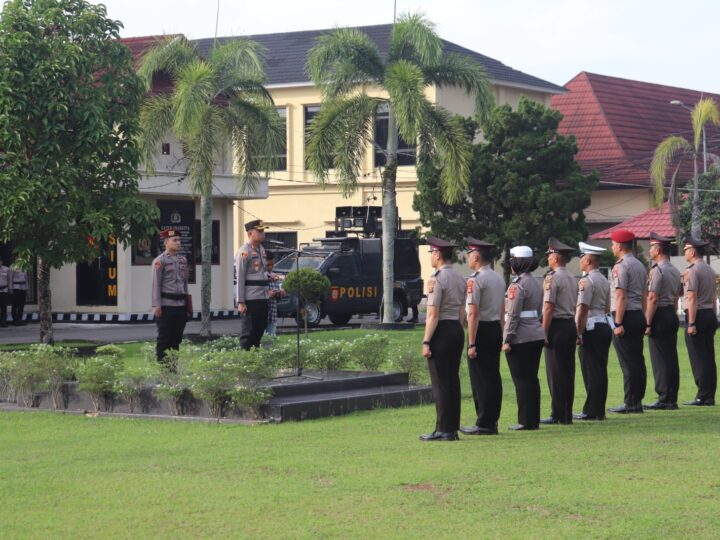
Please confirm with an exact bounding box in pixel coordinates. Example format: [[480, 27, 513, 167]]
[[551, 72, 720, 190], [589, 201, 674, 239]]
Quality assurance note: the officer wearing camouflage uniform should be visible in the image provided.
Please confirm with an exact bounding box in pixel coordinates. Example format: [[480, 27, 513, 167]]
[[574, 242, 612, 421], [152, 229, 189, 365], [644, 232, 682, 410], [541, 237, 579, 425], [608, 229, 648, 414], [235, 219, 270, 350], [681, 236, 718, 406], [460, 237, 505, 436]]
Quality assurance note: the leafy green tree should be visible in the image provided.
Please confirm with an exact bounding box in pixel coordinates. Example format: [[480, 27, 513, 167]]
[[651, 98, 720, 238], [137, 36, 284, 336], [414, 97, 598, 282], [679, 171, 720, 247], [0, 0, 158, 343], [282, 268, 330, 334], [305, 13, 493, 323]]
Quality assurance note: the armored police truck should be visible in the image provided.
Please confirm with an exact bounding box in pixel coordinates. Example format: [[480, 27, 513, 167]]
[[273, 236, 423, 327]]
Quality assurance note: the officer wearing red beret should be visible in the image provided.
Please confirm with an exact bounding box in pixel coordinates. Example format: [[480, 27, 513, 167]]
[[608, 229, 648, 414], [152, 229, 189, 367]]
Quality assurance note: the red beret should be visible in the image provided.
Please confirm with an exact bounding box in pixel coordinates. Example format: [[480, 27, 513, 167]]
[[160, 229, 181, 239], [610, 229, 635, 243]]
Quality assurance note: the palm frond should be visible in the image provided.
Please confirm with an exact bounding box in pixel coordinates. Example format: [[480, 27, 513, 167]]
[[384, 60, 427, 143], [184, 107, 225, 196], [216, 75, 275, 104], [209, 38, 266, 81], [136, 35, 197, 90], [423, 53, 494, 123], [305, 28, 384, 98], [417, 106, 472, 204], [691, 97, 720, 151], [389, 12, 442, 66], [137, 95, 174, 173], [171, 60, 216, 140], [650, 135, 691, 206]]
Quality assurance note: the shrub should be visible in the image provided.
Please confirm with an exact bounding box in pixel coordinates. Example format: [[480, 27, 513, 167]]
[[206, 335, 243, 352], [231, 384, 271, 416], [5, 350, 45, 407], [115, 366, 154, 413], [35, 345, 78, 409], [390, 344, 428, 385], [347, 334, 389, 371], [155, 349, 194, 415], [95, 344, 124, 358], [305, 339, 351, 371], [261, 341, 298, 371], [76, 356, 123, 412], [0, 352, 13, 401]]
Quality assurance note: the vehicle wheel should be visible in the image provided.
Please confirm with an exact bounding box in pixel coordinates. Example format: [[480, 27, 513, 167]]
[[392, 298, 406, 322], [296, 301, 323, 328], [328, 313, 353, 326]]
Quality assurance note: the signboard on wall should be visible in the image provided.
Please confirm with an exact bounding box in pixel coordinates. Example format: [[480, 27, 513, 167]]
[[157, 199, 196, 283]]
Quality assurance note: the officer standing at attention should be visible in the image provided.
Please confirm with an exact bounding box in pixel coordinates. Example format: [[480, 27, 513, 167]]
[[152, 229, 189, 366], [681, 236, 718, 406], [460, 237, 505, 436], [644, 233, 682, 410], [502, 246, 545, 431], [9, 260, 29, 326], [541, 238, 579, 425], [235, 219, 270, 350], [608, 229, 648, 414], [0, 257, 10, 328], [420, 237, 466, 442], [574, 242, 612, 421]]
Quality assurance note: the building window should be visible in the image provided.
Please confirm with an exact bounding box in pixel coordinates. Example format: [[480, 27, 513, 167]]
[[374, 102, 416, 167], [161, 142, 170, 155], [304, 105, 332, 170], [276, 107, 287, 171]]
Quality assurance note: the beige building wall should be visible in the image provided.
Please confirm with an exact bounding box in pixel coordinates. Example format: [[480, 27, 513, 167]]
[[585, 188, 651, 225]]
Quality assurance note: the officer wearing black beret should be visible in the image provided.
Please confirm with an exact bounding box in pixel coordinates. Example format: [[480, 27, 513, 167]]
[[235, 219, 270, 350]]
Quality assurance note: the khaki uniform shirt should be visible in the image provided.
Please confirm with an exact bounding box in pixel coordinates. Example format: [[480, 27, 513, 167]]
[[504, 273, 545, 344], [151, 252, 188, 308], [0, 265, 9, 293], [648, 260, 681, 308], [235, 242, 268, 304], [465, 265, 505, 321], [426, 264, 466, 320], [543, 266, 578, 319], [611, 253, 646, 312], [10, 268, 29, 291], [682, 260, 717, 311], [577, 268, 610, 318]]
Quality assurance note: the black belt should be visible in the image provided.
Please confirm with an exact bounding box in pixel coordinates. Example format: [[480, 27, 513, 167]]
[[245, 280, 269, 286], [13, 281, 26, 285], [161, 293, 186, 300], [0, 288, 7, 292]]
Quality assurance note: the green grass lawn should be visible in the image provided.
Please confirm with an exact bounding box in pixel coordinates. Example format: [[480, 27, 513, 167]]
[[1, 328, 719, 539]]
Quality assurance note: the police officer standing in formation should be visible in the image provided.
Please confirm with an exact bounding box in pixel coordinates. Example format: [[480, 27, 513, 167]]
[[541, 238, 579, 425], [0, 257, 9, 328], [574, 242, 612, 420], [152, 229, 189, 366], [502, 246, 545, 431], [235, 219, 270, 350], [644, 233, 682, 410], [10, 260, 29, 326], [460, 238, 505, 436], [608, 229, 648, 413], [420, 237, 466, 442], [681, 236, 718, 406]]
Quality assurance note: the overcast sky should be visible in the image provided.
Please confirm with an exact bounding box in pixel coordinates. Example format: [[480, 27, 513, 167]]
[[90, 0, 720, 94]]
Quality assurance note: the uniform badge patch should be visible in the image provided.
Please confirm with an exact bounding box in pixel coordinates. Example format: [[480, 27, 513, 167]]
[[253, 261, 261, 272], [508, 285, 517, 300], [241, 250, 248, 259], [154, 260, 161, 268], [427, 278, 436, 294], [543, 276, 553, 291], [579, 279, 586, 291], [612, 268, 618, 279], [466, 279, 474, 294]]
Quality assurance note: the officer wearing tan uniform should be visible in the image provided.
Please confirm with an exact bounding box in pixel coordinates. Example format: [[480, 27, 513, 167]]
[[541, 237, 579, 425], [460, 238, 505, 436], [608, 229, 648, 414], [644, 232, 682, 410], [235, 219, 270, 350], [0, 258, 10, 328], [574, 242, 612, 420], [420, 237, 466, 442], [681, 236, 718, 406], [502, 245, 545, 431], [152, 229, 189, 365]]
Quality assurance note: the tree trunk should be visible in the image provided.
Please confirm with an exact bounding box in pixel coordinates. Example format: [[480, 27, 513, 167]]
[[38, 258, 53, 344], [691, 156, 702, 238], [381, 108, 399, 324], [200, 193, 213, 336]]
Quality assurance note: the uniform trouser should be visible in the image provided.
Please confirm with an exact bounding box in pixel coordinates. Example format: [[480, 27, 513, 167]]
[[685, 309, 718, 402], [427, 320, 464, 432], [0, 292, 7, 325], [11, 290, 27, 323], [468, 320, 503, 429], [506, 340, 544, 428], [648, 305, 680, 404], [156, 305, 187, 365], [544, 318, 577, 423], [579, 323, 612, 417], [612, 309, 647, 407], [240, 299, 269, 350]]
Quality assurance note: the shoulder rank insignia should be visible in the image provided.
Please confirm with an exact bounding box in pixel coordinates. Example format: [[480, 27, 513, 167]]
[[508, 284, 517, 300], [543, 275, 553, 290], [466, 279, 474, 294]]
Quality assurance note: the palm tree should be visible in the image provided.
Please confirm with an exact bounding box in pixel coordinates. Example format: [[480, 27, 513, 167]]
[[138, 36, 283, 336], [305, 14, 493, 323], [651, 97, 720, 238]]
